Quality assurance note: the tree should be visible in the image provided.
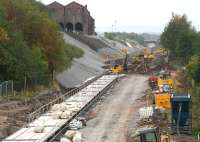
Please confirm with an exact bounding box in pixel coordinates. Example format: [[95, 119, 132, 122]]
[[160, 14, 194, 60], [185, 32, 200, 83], [186, 54, 200, 83], [0, 0, 83, 81], [104, 32, 145, 44], [176, 32, 194, 64], [191, 32, 200, 54], [0, 27, 9, 43]]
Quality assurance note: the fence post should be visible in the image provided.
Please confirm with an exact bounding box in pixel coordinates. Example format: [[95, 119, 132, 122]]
[[6, 81, 8, 101], [11, 80, 14, 96], [5, 81, 7, 96], [52, 70, 55, 86], [0, 84, 2, 97], [24, 76, 27, 92]]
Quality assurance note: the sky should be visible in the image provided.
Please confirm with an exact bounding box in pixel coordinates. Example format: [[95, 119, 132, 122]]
[[38, 0, 200, 33]]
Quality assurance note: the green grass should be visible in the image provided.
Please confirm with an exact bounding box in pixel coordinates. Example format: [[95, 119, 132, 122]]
[[191, 92, 200, 135], [0, 82, 60, 102], [65, 43, 84, 59]]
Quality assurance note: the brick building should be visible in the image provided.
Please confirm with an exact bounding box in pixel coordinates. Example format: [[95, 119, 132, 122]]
[[47, 1, 95, 35]]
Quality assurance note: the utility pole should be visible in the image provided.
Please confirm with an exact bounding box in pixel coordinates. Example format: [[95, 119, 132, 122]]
[[114, 20, 117, 32]]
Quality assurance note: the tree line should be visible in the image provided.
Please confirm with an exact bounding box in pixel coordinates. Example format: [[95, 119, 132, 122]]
[[161, 13, 200, 84], [104, 32, 145, 45], [0, 0, 83, 81]]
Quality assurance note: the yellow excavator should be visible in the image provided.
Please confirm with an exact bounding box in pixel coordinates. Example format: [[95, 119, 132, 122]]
[[111, 64, 123, 74], [111, 48, 128, 74], [155, 48, 168, 56], [144, 48, 155, 60]]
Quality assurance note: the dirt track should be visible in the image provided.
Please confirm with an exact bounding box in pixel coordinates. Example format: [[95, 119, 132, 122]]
[[80, 74, 148, 142]]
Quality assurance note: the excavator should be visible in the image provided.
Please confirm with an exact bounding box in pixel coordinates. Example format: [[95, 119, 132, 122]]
[[111, 64, 123, 74], [154, 48, 168, 56], [144, 48, 155, 61], [132, 127, 170, 142], [111, 48, 128, 74]]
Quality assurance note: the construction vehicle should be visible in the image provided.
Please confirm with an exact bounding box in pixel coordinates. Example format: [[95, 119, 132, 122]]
[[171, 94, 192, 134], [111, 48, 128, 74], [132, 48, 154, 64], [144, 48, 155, 60], [144, 48, 151, 58], [155, 48, 168, 56], [133, 54, 144, 64], [132, 127, 170, 142], [111, 64, 123, 74]]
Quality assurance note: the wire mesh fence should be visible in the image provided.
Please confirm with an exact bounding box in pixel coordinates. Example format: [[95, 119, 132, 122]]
[[0, 80, 13, 97], [14, 74, 53, 91], [0, 74, 53, 99]]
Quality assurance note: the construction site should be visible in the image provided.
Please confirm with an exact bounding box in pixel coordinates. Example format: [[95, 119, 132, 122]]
[[0, 30, 197, 142], [0, 0, 200, 142]]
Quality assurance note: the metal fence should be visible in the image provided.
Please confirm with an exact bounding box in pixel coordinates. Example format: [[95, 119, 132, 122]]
[[14, 74, 53, 92], [0, 74, 53, 98], [0, 80, 13, 97]]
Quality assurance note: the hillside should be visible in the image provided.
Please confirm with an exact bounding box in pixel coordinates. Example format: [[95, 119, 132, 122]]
[[56, 33, 104, 88]]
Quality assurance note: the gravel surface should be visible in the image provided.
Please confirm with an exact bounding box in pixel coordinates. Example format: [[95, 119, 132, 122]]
[[80, 74, 148, 142]]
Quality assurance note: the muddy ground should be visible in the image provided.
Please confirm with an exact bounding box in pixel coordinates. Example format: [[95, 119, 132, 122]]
[[79, 74, 197, 142], [0, 91, 61, 139], [80, 74, 148, 142]]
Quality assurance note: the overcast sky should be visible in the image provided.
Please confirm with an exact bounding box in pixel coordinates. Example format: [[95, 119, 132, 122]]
[[38, 0, 200, 33]]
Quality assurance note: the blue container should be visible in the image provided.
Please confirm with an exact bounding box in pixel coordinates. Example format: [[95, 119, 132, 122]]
[[171, 94, 192, 134]]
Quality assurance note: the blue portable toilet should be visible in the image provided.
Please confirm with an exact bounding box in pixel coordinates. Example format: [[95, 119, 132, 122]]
[[171, 94, 192, 134]]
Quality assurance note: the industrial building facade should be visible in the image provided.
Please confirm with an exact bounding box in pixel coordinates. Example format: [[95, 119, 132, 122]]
[[47, 1, 95, 35]]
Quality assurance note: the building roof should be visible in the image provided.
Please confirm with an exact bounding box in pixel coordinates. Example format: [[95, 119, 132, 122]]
[[46, 1, 94, 23], [47, 1, 64, 7], [65, 1, 85, 7]]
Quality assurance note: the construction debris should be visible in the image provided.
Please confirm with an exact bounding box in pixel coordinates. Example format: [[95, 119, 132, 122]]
[[61, 131, 83, 142], [69, 119, 83, 130]]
